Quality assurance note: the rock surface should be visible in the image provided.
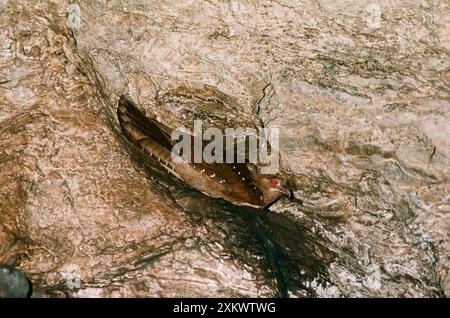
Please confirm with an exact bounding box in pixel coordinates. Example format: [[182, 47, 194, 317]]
[[0, 0, 448, 297]]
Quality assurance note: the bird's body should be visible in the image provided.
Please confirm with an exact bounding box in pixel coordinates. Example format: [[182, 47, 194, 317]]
[[117, 95, 288, 208]]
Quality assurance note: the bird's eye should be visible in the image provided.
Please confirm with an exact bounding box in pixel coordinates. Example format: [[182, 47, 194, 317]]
[[271, 179, 278, 186]]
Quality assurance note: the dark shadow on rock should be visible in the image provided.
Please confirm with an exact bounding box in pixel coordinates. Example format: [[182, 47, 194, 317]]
[[169, 188, 336, 297]]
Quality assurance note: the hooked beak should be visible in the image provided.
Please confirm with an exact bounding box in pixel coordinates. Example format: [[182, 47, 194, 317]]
[[271, 188, 291, 197]]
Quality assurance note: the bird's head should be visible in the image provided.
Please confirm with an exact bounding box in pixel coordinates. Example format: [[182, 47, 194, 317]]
[[258, 174, 291, 206]]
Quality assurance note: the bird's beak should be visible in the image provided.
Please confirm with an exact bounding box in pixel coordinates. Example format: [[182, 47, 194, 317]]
[[272, 188, 290, 196]]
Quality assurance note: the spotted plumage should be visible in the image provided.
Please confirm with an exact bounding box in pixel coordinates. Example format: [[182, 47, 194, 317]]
[[117, 95, 289, 208]]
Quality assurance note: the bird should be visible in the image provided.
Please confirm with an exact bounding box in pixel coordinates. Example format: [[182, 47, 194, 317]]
[[0, 266, 31, 298], [117, 95, 290, 209]]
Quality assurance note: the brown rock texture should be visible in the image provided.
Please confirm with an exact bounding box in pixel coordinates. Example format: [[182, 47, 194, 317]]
[[0, 0, 448, 297]]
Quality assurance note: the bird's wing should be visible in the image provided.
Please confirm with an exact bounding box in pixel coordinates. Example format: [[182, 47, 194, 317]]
[[118, 95, 173, 150], [118, 95, 265, 207]]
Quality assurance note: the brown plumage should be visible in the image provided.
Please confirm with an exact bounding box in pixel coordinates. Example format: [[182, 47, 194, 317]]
[[117, 95, 289, 208]]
